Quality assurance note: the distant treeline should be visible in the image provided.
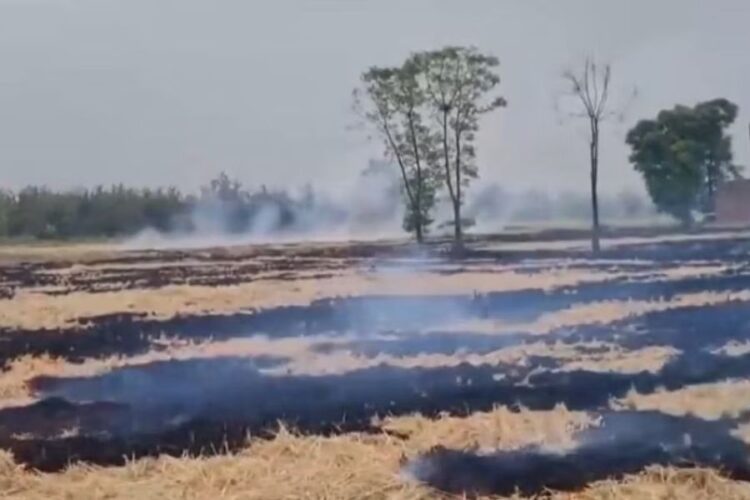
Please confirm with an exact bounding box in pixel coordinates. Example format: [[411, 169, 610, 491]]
[[0, 168, 657, 241], [0, 173, 342, 240]]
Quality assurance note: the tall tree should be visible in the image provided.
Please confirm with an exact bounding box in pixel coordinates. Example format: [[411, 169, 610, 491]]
[[693, 99, 740, 214], [354, 64, 436, 242], [561, 58, 614, 253], [626, 99, 741, 225], [416, 47, 506, 247]]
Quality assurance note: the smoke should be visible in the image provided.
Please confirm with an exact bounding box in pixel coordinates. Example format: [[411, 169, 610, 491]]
[[404, 411, 750, 497], [124, 162, 669, 251], [124, 162, 405, 250], [465, 183, 664, 233]]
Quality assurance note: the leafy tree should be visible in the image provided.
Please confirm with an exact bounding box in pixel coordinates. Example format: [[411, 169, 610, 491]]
[[142, 187, 185, 232], [354, 46, 504, 244], [0, 184, 188, 239], [0, 177, 385, 240], [354, 63, 436, 242], [693, 99, 740, 212], [401, 169, 436, 235], [626, 99, 741, 225], [0, 190, 13, 237], [200, 171, 247, 204], [416, 46, 506, 246]]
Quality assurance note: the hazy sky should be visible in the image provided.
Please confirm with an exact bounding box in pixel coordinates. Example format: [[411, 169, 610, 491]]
[[1, 0, 749, 195]]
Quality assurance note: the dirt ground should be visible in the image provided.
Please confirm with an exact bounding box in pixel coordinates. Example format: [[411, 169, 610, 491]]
[[2, 230, 750, 499]]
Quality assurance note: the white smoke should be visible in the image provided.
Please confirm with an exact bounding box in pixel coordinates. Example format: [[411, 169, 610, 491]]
[[123, 165, 670, 251], [123, 163, 405, 250]]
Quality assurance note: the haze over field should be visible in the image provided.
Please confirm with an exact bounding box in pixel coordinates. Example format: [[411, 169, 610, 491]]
[[5, 4, 750, 498], [0, 0, 749, 197]]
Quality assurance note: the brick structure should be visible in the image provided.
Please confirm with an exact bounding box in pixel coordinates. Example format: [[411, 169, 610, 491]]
[[716, 179, 750, 225]]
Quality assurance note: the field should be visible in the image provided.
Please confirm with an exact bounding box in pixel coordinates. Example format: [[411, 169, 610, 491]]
[[2, 228, 750, 499]]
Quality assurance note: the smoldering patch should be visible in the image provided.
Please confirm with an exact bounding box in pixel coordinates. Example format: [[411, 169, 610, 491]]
[[403, 411, 750, 497]]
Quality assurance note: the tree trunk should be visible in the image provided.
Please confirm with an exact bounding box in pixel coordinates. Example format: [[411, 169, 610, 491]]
[[453, 200, 461, 244], [590, 122, 601, 254], [415, 165, 424, 244], [453, 120, 463, 248], [407, 110, 425, 244], [705, 160, 717, 219], [454, 158, 462, 246], [376, 108, 422, 243], [415, 218, 423, 243], [381, 120, 418, 242], [441, 111, 456, 206]]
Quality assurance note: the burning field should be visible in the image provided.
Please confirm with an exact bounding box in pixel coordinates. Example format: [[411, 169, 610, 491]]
[[2, 230, 750, 499]]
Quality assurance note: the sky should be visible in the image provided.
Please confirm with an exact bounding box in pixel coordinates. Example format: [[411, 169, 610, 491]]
[[0, 0, 749, 196]]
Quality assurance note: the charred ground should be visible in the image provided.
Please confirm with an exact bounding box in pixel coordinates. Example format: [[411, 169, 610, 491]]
[[2, 229, 750, 498]]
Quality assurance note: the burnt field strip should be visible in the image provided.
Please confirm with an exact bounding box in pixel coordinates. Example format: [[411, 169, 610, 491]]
[[2, 262, 750, 366], [1, 229, 747, 297], [6, 298, 750, 473], [408, 410, 750, 496], [2, 235, 750, 495]]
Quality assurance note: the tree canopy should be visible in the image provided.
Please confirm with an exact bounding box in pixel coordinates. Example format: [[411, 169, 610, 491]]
[[626, 98, 740, 224], [417, 46, 506, 245], [354, 46, 504, 244], [354, 63, 437, 241], [0, 174, 350, 240]]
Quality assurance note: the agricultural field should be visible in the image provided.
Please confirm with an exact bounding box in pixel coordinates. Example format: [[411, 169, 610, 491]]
[[2, 229, 750, 499]]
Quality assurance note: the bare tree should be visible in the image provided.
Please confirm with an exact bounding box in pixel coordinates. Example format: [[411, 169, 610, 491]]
[[562, 58, 613, 253]]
